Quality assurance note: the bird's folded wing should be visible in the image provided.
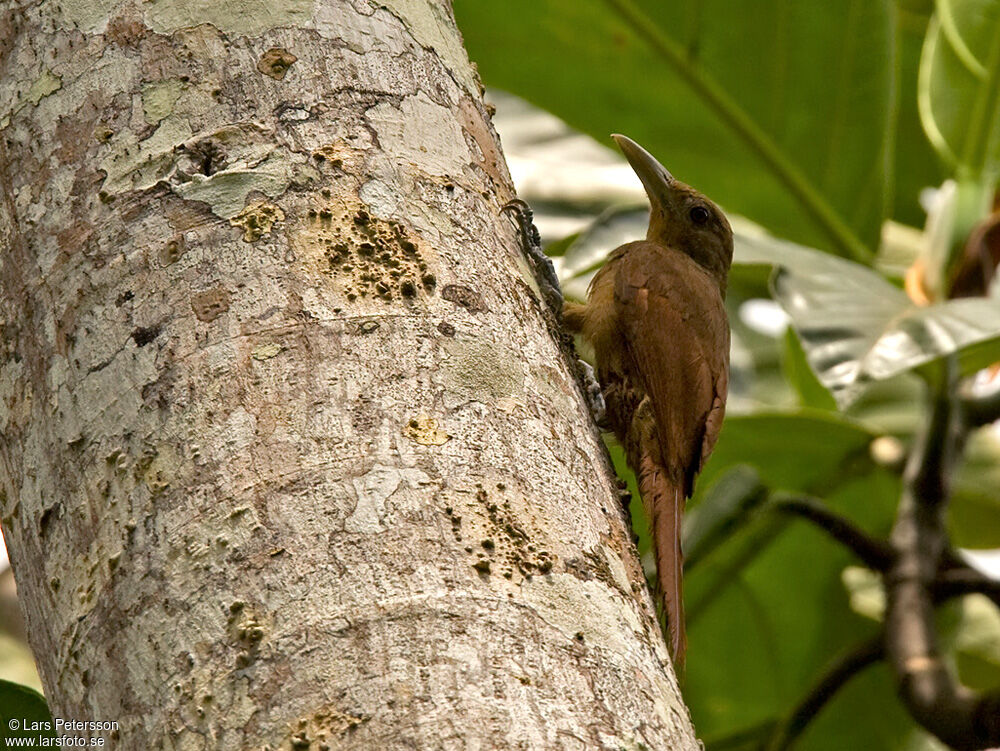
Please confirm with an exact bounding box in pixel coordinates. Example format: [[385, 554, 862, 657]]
[[613, 241, 729, 493]]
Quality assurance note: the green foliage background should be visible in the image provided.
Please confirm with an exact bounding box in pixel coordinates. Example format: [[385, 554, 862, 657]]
[[0, 679, 55, 744], [454, 0, 1000, 748]]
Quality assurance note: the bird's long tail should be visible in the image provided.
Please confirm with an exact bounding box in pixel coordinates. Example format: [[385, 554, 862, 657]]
[[637, 451, 686, 669]]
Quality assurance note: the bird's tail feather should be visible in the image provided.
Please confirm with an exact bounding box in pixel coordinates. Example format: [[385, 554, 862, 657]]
[[637, 452, 686, 669]]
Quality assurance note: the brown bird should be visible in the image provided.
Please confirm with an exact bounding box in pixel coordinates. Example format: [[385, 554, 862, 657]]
[[564, 135, 732, 666]]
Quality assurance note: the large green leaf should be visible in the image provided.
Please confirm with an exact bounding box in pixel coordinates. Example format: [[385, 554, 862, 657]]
[[611, 410, 955, 749], [683, 465, 768, 571], [557, 205, 646, 300], [919, 0, 1000, 175], [781, 327, 838, 410], [687, 471, 903, 747], [455, 0, 893, 259], [0, 679, 54, 743], [736, 230, 1000, 406], [608, 413, 930, 750], [895, 3, 949, 228], [611, 411, 881, 571], [697, 412, 878, 494], [953, 594, 1000, 691], [950, 489, 1000, 547], [684, 412, 883, 625], [952, 428, 1000, 548]]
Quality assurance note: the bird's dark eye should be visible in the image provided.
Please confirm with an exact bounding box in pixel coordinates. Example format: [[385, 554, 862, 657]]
[[689, 205, 711, 225]]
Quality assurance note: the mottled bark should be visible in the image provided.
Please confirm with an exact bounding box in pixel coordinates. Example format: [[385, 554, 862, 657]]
[[0, 1, 695, 748]]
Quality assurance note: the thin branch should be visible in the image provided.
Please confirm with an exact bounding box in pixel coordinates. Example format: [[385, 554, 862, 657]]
[[885, 365, 1000, 750], [702, 720, 778, 751], [933, 567, 1000, 609], [770, 495, 894, 571], [765, 634, 884, 751], [771, 491, 999, 604], [962, 385, 1000, 428]]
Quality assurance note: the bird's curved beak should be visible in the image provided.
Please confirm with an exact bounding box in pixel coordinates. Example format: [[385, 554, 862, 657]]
[[611, 134, 675, 209]]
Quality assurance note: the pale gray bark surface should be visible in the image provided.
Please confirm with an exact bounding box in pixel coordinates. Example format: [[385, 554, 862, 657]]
[[0, 1, 697, 748]]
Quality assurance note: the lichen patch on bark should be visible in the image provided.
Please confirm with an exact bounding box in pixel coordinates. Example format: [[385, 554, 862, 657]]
[[377, 0, 479, 97], [257, 48, 298, 80], [281, 703, 369, 751], [440, 337, 524, 408], [294, 200, 438, 304], [173, 147, 316, 219], [403, 414, 449, 446], [365, 91, 472, 178], [251, 343, 283, 361], [140, 78, 185, 124], [99, 116, 194, 196], [27, 70, 62, 105], [190, 286, 231, 322], [230, 201, 284, 242], [144, 0, 314, 35], [346, 464, 431, 535]]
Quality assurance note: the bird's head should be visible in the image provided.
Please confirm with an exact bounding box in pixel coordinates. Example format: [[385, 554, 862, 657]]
[[612, 134, 733, 287]]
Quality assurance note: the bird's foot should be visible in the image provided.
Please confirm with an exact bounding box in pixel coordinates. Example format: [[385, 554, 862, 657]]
[[577, 359, 608, 428], [501, 198, 563, 317], [616, 479, 633, 506]]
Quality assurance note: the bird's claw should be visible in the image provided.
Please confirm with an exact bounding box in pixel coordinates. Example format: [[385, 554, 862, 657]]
[[577, 360, 608, 428], [501, 198, 542, 249], [501, 198, 563, 317]]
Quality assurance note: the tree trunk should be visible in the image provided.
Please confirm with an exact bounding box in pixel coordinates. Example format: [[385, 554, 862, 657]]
[[0, 1, 696, 748]]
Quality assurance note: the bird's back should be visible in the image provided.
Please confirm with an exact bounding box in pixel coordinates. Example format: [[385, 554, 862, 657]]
[[575, 240, 728, 486]]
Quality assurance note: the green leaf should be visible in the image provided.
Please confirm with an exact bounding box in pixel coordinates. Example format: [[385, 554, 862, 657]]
[[697, 412, 878, 494], [735, 229, 1000, 406], [951, 428, 1000, 548], [557, 205, 647, 301], [683, 465, 769, 571], [953, 594, 1000, 691], [542, 230, 581, 258], [606, 412, 909, 748], [686, 471, 902, 745], [895, 3, 950, 229], [795, 664, 942, 751], [0, 679, 54, 742], [454, 0, 892, 259], [560, 206, 645, 278], [949, 488, 1000, 548], [608, 411, 880, 588], [919, 0, 1000, 175], [684, 413, 885, 627], [781, 328, 838, 410]]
